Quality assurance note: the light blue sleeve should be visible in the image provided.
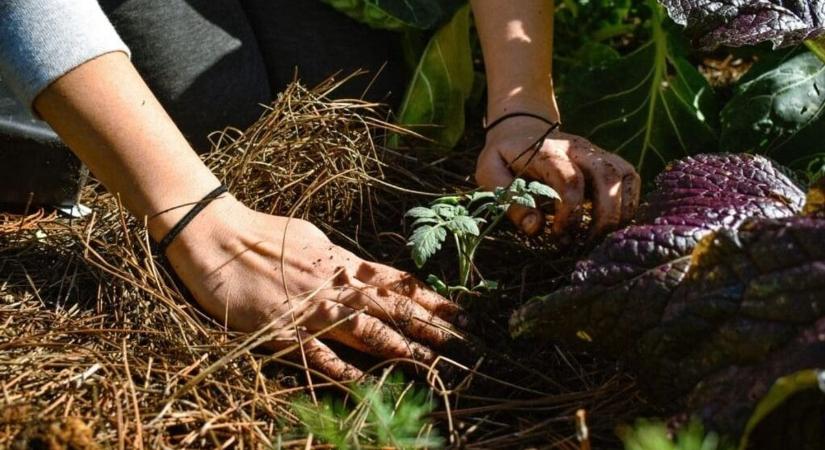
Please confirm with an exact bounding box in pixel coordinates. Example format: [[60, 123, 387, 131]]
[[0, 0, 131, 112]]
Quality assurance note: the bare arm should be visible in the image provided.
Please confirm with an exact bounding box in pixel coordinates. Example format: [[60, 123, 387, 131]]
[[471, 0, 640, 237], [34, 52, 219, 241], [34, 52, 463, 379], [470, 0, 558, 123]]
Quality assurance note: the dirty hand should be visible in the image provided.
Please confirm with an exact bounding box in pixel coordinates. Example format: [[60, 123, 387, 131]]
[[475, 116, 641, 237], [164, 197, 464, 380]]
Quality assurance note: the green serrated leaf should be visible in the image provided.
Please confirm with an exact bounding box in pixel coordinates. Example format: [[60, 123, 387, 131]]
[[511, 194, 537, 209], [393, 4, 474, 149], [526, 181, 560, 200], [509, 178, 528, 193], [405, 206, 437, 219], [411, 217, 438, 227], [409, 224, 447, 268], [431, 203, 457, 219], [446, 215, 480, 236]]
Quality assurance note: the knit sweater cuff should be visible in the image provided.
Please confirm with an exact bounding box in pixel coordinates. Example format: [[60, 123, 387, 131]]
[[0, 0, 131, 113]]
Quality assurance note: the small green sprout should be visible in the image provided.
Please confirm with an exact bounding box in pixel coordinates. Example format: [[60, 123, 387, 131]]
[[290, 372, 441, 449], [619, 418, 733, 450], [406, 178, 558, 292]]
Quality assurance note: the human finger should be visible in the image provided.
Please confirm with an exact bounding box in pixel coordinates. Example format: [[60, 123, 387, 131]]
[[315, 305, 437, 364], [319, 281, 459, 348], [475, 150, 544, 235], [620, 169, 641, 223], [573, 148, 624, 236], [350, 262, 465, 326], [527, 150, 585, 235], [269, 331, 364, 381]]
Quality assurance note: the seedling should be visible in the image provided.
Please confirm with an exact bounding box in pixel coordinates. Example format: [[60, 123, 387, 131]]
[[405, 178, 558, 294]]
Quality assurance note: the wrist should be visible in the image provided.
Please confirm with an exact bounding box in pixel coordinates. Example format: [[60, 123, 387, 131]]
[[486, 93, 560, 125], [163, 194, 252, 267]]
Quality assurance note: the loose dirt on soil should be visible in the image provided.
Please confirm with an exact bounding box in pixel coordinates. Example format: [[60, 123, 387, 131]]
[[0, 78, 642, 449]]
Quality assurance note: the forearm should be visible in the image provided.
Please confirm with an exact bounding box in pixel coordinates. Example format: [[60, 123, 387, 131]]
[[470, 0, 559, 123], [33, 52, 222, 241]]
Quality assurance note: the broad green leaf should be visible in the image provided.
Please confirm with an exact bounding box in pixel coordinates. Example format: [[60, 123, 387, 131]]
[[720, 51, 825, 171], [737, 369, 822, 450], [321, 0, 464, 30], [526, 181, 560, 200], [408, 224, 447, 267], [446, 215, 480, 236], [405, 206, 437, 219], [393, 4, 474, 149], [558, 2, 718, 180]]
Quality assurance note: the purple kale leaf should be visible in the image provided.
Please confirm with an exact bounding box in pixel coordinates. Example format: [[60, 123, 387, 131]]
[[510, 153, 804, 353], [659, 0, 825, 48], [509, 153, 825, 438]]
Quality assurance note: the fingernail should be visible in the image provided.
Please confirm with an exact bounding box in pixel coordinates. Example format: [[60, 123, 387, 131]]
[[521, 213, 540, 233], [455, 313, 471, 329]]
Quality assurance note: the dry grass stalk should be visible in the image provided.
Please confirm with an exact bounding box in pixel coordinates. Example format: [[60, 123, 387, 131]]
[[0, 79, 641, 449]]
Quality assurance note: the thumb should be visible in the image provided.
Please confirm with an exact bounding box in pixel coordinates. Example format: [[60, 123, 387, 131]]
[[475, 153, 544, 236]]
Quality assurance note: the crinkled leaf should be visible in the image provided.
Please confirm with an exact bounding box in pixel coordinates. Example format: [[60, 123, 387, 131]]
[[511, 153, 805, 359], [322, 0, 464, 30], [658, 0, 825, 49], [511, 153, 825, 440], [408, 224, 447, 268], [446, 215, 480, 236], [558, 5, 719, 180], [720, 52, 825, 171], [393, 5, 473, 148]]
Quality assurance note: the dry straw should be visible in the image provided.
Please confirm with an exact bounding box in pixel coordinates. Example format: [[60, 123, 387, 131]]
[[0, 77, 639, 449]]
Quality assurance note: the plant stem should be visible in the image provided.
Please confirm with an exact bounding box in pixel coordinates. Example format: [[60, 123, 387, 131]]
[[461, 210, 508, 287], [805, 36, 825, 64], [455, 234, 471, 288]]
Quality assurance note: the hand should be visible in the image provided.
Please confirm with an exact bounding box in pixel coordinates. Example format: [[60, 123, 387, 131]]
[[164, 197, 464, 380], [476, 116, 641, 237]]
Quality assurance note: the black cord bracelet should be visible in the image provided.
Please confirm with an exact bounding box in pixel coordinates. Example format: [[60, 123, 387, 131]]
[[156, 185, 228, 256], [483, 112, 557, 134]]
